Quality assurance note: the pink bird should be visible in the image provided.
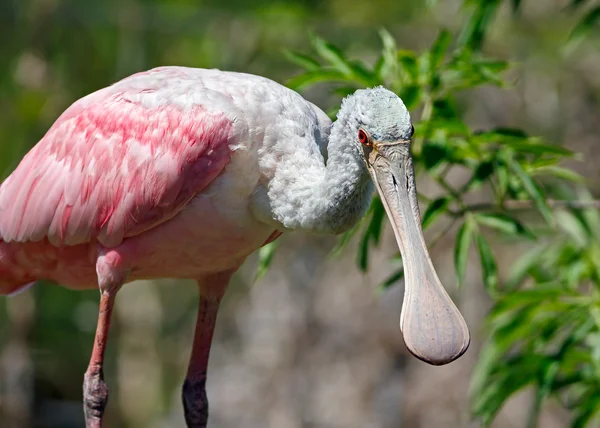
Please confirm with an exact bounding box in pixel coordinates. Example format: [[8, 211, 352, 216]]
[[0, 66, 469, 427]]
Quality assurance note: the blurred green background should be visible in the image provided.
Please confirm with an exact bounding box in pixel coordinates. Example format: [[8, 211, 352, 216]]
[[1, 0, 600, 427]]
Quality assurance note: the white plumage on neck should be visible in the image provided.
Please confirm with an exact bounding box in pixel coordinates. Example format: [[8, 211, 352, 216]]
[[252, 94, 382, 235], [243, 81, 410, 236]]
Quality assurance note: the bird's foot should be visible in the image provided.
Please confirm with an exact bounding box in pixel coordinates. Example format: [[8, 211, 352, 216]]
[[182, 376, 209, 428], [83, 367, 109, 428]]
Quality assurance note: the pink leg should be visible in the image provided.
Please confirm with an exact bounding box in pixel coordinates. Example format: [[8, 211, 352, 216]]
[[83, 291, 116, 427], [182, 271, 232, 428], [83, 249, 126, 428]]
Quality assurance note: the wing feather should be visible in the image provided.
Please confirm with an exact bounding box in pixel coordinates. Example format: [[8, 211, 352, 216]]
[[0, 86, 233, 247]]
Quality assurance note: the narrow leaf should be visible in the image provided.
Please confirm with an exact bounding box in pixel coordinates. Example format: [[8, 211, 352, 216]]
[[255, 241, 278, 281], [568, 6, 600, 46], [421, 140, 452, 170], [475, 232, 498, 293], [430, 29, 452, 69], [330, 220, 363, 257], [377, 28, 399, 82], [358, 198, 386, 271], [422, 197, 450, 230], [348, 60, 379, 86], [455, 216, 475, 286], [572, 391, 600, 428], [380, 266, 405, 290], [283, 50, 321, 71], [397, 50, 419, 81], [499, 140, 573, 156], [531, 165, 584, 183], [474, 129, 573, 156], [466, 160, 495, 190], [286, 70, 350, 91], [508, 158, 554, 225], [496, 158, 509, 199], [398, 84, 421, 109], [457, 0, 502, 51], [475, 213, 536, 240], [310, 35, 354, 76]]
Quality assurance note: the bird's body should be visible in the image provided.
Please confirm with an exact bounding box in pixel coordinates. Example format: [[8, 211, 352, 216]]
[[0, 66, 469, 428], [0, 67, 353, 293]]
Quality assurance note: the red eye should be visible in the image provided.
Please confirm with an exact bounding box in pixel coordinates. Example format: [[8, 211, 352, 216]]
[[358, 129, 369, 145]]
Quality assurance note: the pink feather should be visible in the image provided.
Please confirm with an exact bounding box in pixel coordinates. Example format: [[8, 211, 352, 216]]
[[0, 90, 232, 248], [0, 69, 241, 293]]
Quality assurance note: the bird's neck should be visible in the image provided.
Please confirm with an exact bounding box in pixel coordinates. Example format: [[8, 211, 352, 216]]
[[314, 116, 374, 234], [257, 114, 373, 236]]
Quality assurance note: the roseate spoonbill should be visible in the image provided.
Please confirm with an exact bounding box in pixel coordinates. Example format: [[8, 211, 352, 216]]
[[0, 66, 469, 427]]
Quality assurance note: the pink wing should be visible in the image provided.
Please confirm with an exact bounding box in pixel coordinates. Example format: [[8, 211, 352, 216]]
[[0, 87, 232, 247]]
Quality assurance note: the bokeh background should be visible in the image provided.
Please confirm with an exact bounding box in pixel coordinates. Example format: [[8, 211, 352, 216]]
[[1, 0, 599, 427]]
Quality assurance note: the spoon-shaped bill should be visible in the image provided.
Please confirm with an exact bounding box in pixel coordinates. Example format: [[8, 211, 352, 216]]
[[368, 142, 470, 365]]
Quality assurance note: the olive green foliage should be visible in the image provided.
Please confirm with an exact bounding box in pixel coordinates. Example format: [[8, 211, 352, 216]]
[[271, 4, 600, 427], [459, 0, 600, 51]]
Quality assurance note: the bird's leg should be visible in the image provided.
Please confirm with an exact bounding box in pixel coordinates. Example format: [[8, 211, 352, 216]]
[[182, 271, 232, 428], [83, 291, 115, 427], [83, 249, 126, 428]]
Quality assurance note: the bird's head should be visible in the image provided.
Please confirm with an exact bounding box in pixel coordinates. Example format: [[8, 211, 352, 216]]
[[340, 87, 470, 366]]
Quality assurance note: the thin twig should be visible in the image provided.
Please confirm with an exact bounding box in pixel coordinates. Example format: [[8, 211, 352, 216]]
[[451, 199, 600, 216], [428, 217, 459, 250]]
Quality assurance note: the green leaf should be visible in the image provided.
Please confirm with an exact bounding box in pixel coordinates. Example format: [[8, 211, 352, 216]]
[[491, 284, 568, 312], [432, 98, 459, 119], [286, 70, 350, 91], [475, 232, 498, 293], [310, 34, 354, 76], [358, 198, 386, 271], [483, 127, 527, 138], [466, 160, 495, 190], [531, 165, 584, 183], [430, 29, 452, 69], [397, 50, 419, 81], [348, 60, 379, 86], [427, 118, 470, 135], [330, 219, 363, 258], [421, 140, 452, 171], [377, 28, 399, 82], [496, 158, 509, 199], [475, 213, 536, 240], [457, 0, 502, 51], [455, 216, 475, 287], [500, 140, 572, 156], [473, 129, 573, 156], [283, 50, 321, 71], [380, 266, 404, 290], [575, 187, 600, 239], [508, 158, 554, 225], [441, 58, 508, 91], [333, 86, 361, 98], [555, 210, 588, 247], [572, 389, 600, 428], [255, 241, 278, 281], [422, 197, 451, 230], [398, 84, 421, 109], [568, 6, 600, 47], [472, 354, 544, 425]]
